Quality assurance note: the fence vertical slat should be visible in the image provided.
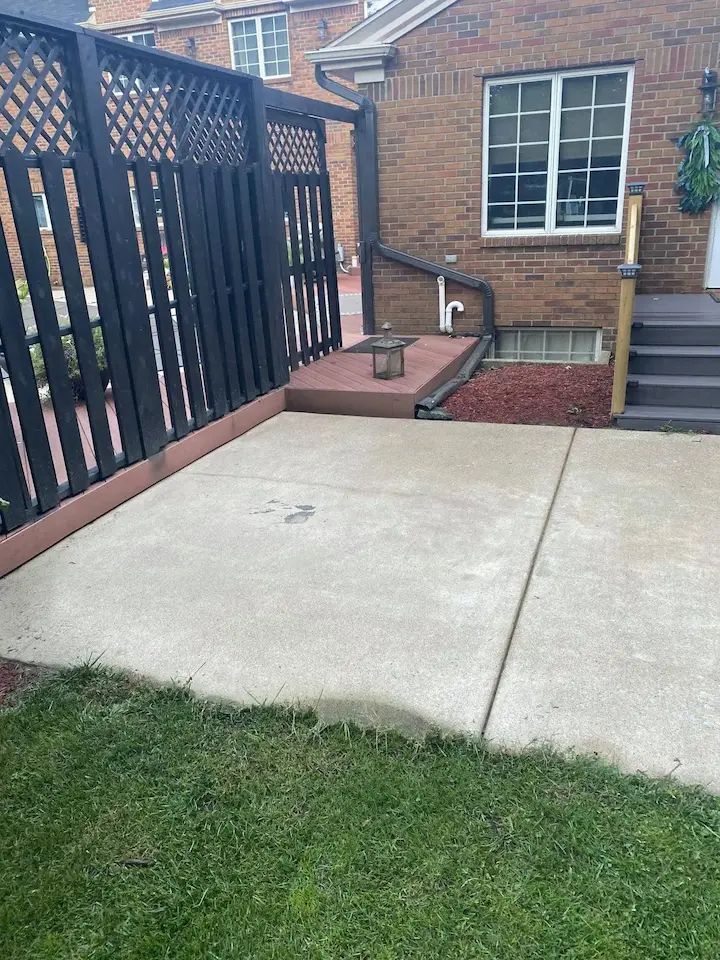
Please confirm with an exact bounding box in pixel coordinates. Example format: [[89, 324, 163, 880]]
[[273, 175, 299, 370], [70, 33, 166, 459], [73, 152, 142, 464], [235, 165, 270, 394], [133, 158, 189, 439], [107, 152, 168, 455], [0, 373, 31, 532], [179, 161, 228, 419], [4, 148, 88, 496], [216, 165, 258, 401], [247, 79, 289, 388], [318, 170, 342, 350], [295, 173, 320, 361], [307, 173, 331, 355], [0, 213, 57, 512], [200, 163, 243, 409], [157, 160, 207, 429], [283, 176, 310, 367], [40, 153, 117, 478]]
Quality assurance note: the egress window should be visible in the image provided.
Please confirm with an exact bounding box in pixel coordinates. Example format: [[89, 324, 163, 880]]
[[229, 14, 290, 79], [483, 67, 633, 235], [493, 328, 601, 363]]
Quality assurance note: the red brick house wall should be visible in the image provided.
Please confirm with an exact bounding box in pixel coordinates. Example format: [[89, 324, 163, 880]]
[[365, 0, 720, 344]]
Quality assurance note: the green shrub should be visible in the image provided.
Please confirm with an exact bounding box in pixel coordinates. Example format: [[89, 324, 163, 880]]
[[30, 326, 108, 403]]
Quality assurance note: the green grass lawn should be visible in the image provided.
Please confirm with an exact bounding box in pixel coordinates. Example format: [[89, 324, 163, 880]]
[[2, 668, 720, 959]]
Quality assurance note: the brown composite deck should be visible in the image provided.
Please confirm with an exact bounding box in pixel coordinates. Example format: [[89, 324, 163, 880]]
[[285, 335, 477, 418]]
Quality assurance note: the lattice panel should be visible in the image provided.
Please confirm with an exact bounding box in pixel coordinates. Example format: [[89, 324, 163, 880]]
[[0, 23, 79, 156], [267, 120, 321, 173], [98, 47, 251, 164]]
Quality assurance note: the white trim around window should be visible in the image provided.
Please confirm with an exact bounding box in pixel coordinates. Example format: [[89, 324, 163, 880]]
[[228, 13, 291, 80], [482, 65, 634, 238], [33, 192, 51, 231], [117, 31, 156, 46]]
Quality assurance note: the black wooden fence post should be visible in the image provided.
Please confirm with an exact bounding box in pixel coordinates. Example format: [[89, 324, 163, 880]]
[[68, 31, 167, 460], [248, 77, 289, 389]]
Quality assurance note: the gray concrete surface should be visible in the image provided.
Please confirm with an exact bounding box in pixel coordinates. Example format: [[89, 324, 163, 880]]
[[3, 416, 720, 789], [485, 429, 720, 790], [0, 415, 571, 735]]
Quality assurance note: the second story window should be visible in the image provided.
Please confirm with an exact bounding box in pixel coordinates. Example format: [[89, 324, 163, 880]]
[[118, 31, 156, 47], [229, 14, 290, 79]]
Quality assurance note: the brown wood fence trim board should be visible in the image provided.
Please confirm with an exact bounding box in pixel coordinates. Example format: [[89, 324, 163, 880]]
[[0, 388, 287, 579]]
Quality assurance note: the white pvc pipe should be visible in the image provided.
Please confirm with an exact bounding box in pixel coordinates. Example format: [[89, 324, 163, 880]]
[[445, 300, 464, 335], [437, 276, 446, 332]]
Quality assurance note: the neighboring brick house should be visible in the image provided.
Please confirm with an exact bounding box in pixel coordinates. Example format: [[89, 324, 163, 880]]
[[311, 0, 720, 359]]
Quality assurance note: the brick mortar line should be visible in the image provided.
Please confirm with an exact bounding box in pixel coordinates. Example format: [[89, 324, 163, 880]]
[[480, 426, 578, 738]]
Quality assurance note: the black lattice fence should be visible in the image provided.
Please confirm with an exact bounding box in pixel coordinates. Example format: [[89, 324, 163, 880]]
[[0, 13, 348, 536], [267, 108, 341, 369]]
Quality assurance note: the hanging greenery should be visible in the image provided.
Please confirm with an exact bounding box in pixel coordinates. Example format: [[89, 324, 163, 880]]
[[676, 118, 720, 214]]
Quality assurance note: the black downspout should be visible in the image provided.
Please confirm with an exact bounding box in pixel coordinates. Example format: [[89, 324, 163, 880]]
[[314, 65, 495, 340], [315, 66, 378, 335]]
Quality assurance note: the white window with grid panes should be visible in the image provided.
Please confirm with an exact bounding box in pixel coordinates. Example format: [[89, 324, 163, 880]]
[[229, 14, 290, 79], [483, 66, 633, 236], [492, 328, 602, 363]]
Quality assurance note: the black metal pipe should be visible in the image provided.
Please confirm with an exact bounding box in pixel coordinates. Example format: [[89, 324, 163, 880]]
[[313, 66, 494, 338], [415, 334, 493, 417]]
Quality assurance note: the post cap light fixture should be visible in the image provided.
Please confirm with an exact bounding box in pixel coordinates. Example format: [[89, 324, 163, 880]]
[[627, 182, 647, 196], [617, 263, 642, 280]]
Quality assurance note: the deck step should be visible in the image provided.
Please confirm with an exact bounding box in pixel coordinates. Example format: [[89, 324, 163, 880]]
[[631, 319, 720, 346], [616, 404, 720, 434], [628, 345, 720, 376], [626, 374, 720, 408]]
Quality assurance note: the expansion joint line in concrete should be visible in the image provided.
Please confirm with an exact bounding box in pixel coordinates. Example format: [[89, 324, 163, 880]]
[[480, 427, 578, 738]]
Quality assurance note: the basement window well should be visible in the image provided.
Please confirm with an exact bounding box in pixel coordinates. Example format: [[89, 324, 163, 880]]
[[492, 328, 601, 362]]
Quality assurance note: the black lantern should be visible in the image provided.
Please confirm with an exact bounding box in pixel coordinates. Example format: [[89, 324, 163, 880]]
[[699, 67, 718, 116], [371, 323, 405, 380]]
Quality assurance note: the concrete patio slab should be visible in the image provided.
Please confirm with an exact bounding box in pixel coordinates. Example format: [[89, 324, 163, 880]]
[[485, 429, 720, 790], [0, 415, 572, 735]]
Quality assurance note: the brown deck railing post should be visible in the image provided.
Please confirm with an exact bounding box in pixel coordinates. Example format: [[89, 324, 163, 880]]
[[611, 183, 646, 416]]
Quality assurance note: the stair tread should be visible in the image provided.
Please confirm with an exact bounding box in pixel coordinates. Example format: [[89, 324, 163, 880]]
[[630, 345, 720, 356], [627, 374, 720, 387], [633, 318, 720, 327], [618, 404, 720, 421]]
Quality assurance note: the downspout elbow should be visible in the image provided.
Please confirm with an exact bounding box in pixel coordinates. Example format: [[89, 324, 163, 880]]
[[445, 301, 464, 335]]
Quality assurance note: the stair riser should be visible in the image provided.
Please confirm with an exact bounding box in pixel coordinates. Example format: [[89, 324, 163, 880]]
[[632, 327, 720, 346], [629, 355, 720, 376], [626, 383, 720, 407], [617, 416, 720, 434]]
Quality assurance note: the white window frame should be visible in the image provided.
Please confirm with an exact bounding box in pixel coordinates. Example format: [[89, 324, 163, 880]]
[[228, 14, 291, 80], [118, 31, 156, 46], [129, 186, 162, 230], [491, 327, 603, 363], [33, 192, 50, 231], [482, 65, 634, 238]]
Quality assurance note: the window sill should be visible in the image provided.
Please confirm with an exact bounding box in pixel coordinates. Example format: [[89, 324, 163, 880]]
[[479, 233, 623, 248], [263, 76, 292, 85]]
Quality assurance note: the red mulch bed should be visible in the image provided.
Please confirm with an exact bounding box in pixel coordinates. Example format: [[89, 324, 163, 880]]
[[443, 363, 614, 428], [0, 658, 39, 708]]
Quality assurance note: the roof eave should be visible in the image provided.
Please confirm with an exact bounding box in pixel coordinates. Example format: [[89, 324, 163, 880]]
[[140, 1, 224, 29]]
